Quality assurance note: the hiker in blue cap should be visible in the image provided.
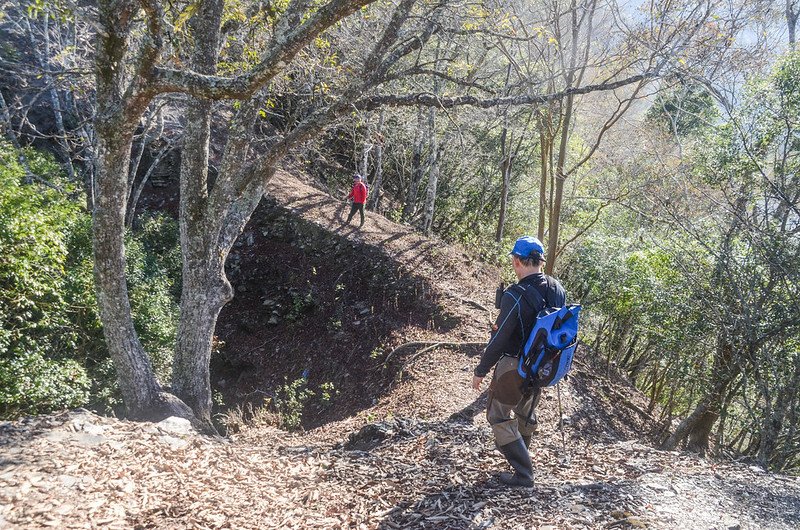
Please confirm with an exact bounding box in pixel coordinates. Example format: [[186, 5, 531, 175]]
[[472, 235, 566, 487]]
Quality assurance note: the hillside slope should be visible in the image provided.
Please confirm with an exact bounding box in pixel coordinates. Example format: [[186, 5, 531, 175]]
[[212, 168, 500, 429], [2, 173, 800, 529]]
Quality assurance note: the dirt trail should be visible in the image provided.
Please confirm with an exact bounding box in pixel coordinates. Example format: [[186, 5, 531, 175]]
[[265, 169, 498, 342], [2, 174, 800, 529]]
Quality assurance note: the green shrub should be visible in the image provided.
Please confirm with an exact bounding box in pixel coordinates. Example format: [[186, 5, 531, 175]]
[[0, 142, 90, 417], [319, 381, 337, 406], [60, 216, 113, 409], [0, 142, 182, 418], [286, 287, 315, 322], [0, 352, 90, 416], [274, 376, 315, 430], [125, 213, 181, 383]]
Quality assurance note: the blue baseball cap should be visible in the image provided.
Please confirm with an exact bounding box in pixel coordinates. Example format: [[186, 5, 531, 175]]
[[509, 236, 546, 260], [353, 173, 362, 180]]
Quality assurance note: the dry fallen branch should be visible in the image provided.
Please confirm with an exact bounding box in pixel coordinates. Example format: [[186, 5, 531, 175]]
[[381, 341, 485, 370]]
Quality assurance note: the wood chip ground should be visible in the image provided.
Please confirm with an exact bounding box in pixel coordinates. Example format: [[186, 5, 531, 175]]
[[3, 172, 799, 529]]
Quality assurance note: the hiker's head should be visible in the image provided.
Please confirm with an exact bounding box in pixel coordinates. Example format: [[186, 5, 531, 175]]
[[353, 174, 362, 182], [509, 236, 546, 278]]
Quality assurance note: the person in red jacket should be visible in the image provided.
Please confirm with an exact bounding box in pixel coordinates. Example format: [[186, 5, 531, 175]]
[[344, 174, 368, 227]]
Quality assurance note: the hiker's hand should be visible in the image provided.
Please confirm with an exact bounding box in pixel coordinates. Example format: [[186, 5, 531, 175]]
[[472, 376, 483, 391]]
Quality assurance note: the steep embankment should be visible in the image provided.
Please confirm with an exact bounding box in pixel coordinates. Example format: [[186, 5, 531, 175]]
[[213, 168, 498, 429], [2, 172, 800, 529]]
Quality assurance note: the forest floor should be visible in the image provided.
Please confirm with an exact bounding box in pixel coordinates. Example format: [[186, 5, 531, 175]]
[[2, 171, 800, 529]]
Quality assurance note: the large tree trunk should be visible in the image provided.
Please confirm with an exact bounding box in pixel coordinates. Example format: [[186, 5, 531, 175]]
[[172, 258, 232, 424], [172, 156, 267, 425], [92, 0, 193, 422], [93, 130, 157, 411], [685, 404, 722, 454], [93, 125, 192, 420], [171, 0, 226, 426], [661, 388, 721, 453], [171, 97, 225, 423]]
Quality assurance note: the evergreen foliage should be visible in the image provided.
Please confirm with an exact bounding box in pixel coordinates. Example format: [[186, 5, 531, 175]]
[[0, 142, 90, 417], [0, 142, 181, 418], [562, 53, 800, 471]]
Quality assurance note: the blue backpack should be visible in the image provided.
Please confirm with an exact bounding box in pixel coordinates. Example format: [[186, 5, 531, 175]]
[[512, 278, 581, 388]]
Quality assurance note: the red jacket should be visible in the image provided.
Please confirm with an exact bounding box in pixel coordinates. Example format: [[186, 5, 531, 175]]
[[347, 181, 368, 204]]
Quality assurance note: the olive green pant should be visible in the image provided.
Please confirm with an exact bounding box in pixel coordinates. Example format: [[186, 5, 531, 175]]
[[487, 355, 542, 446]]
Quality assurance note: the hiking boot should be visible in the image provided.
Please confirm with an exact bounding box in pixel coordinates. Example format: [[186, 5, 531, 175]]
[[497, 437, 533, 487]]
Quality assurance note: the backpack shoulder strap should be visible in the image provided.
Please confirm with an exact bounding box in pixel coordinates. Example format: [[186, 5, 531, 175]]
[[510, 281, 547, 313], [544, 275, 555, 307], [544, 275, 567, 308]]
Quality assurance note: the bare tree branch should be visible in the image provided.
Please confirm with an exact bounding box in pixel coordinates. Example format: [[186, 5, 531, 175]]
[[354, 70, 660, 110], [150, 0, 379, 99]]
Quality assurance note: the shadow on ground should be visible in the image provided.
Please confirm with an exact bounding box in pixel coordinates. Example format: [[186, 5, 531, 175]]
[[212, 195, 464, 429]]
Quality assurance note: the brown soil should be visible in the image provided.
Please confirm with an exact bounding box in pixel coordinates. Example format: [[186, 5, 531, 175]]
[[212, 168, 498, 429]]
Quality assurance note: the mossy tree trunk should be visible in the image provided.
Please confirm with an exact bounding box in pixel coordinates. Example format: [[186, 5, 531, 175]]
[[93, 0, 193, 420], [170, 0, 227, 428]]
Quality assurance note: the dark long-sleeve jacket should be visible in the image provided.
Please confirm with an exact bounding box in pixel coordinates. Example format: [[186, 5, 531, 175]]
[[474, 272, 566, 378]]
